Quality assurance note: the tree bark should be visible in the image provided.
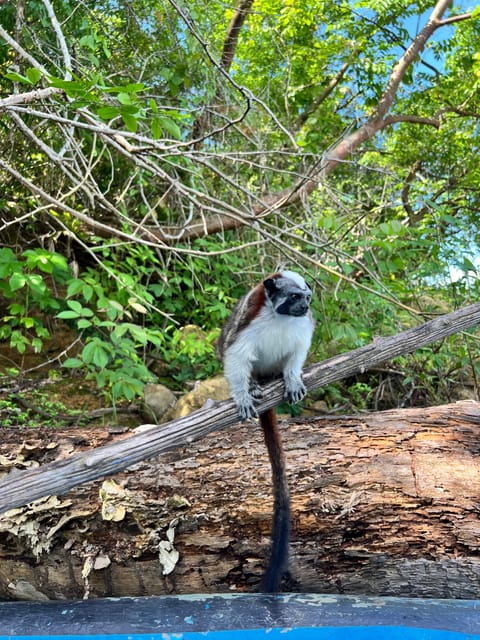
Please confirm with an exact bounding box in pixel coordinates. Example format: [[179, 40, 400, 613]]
[[1, 400, 480, 600], [220, 0, 255, 72]]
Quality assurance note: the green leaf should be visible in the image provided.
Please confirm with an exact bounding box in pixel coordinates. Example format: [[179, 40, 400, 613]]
[[92, 344, 109, 368], [83, 284, 94, 301], [120, 104, 141, 115], [94, 369, 109, 388], [158, 115, 181, 139], [81, 341, 97, 364], [67, 299, 83, 314], [87, 53, 100, 68], [79, 34, 96, 50], [25, 273, 46, 295], [151, 117, 163, 140], [461, 257, 477, 273], [10, 330, 28, 353], [20, 317, 35, 329], [57, 310, 80, 319], [63, 357, 84, 369], [0, 247, 16, 263], [103, 83, 145, 95], [82, 340, 110, 368], [9, 272, 26, 291], [31, 337, 43, 353], [97, 105, 121, 120], [128, 325, 149, 345], [5, 71, 32, 85], [104, 299, 124, 320], [25, 67, 42, 84], [124, 83, 145, 94], [9, 303, 25, 315], [102, 41, 112, 59], [117, 92, 132, 105], [67, 279, 86, 297], [48, 77, 91, 98], [49, 252, 70, 271], [122, 113, 138, 132], [24, 249, 53, 273]]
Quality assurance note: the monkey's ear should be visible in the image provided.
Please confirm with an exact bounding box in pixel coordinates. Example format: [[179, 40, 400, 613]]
[[263, 278, 278, 293]]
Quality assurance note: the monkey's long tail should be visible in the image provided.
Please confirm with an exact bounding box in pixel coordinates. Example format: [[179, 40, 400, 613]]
[[259, 408, 290, 593]]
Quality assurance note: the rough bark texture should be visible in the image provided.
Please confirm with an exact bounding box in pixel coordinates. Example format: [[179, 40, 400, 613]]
[[1, 400, 480, 601]]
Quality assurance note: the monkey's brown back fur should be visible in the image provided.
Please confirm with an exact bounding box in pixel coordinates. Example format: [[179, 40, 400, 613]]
[[215, 274, 282, 358]]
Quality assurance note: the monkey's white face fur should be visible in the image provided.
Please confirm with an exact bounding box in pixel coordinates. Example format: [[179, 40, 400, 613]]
[[218, 270, 314, 421]]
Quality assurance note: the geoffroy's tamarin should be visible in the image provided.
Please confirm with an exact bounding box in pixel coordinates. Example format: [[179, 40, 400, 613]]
[[217, 270, 314, 592]]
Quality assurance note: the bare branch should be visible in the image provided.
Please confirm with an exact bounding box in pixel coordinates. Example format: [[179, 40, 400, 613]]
[[0, 157, 144, 243], [437, 12, 472, 26], [0, 25, 49, 75], [372, 0, 454, 124], [295, 60, 351, 129], [169, 0, 299, 150], [437, 105, 480, 119], [401, 160, 423, 219], [41, 0, 72, 80], [0, 87, 63, 109], [381, 115, 440, 129]]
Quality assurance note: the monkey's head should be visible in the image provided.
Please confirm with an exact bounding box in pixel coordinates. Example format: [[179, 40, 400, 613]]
[[263, 270, 312, 317]]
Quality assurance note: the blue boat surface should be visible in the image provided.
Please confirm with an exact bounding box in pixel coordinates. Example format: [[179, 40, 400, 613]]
[[0, 593, 479, 639]]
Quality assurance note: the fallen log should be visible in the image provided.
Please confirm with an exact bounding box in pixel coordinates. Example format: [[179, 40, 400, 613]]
[[1, 400, 480, 600]]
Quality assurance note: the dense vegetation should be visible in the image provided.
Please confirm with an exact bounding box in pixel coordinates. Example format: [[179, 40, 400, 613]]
[[0, 0, 479, 412]]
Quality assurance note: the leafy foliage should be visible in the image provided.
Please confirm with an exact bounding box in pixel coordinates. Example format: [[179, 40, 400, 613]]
[[0, 0, 479, 410], [0, 248, 69, 354]]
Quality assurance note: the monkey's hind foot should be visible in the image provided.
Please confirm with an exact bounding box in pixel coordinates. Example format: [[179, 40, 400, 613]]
[[249, 381, 263, 400]]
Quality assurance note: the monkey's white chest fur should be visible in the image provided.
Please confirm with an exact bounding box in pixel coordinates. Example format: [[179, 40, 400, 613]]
[[227, 306, 313, 378]]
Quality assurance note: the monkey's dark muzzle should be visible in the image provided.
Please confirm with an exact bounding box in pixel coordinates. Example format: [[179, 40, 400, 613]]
[[277, 302, 310, 316], [290, 304, 310, 316]]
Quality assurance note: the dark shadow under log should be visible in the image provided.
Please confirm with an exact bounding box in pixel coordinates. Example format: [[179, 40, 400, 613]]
[[1, 400, 480, 600]]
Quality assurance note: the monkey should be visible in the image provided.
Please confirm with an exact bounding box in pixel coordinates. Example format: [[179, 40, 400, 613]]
[[216, 270, 314, 592]]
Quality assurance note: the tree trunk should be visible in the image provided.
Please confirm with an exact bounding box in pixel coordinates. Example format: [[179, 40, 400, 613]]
[[1, 400, 480, 600]]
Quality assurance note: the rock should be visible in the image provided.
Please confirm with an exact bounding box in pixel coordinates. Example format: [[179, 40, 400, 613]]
[[142, 383, 177, 423], [171, 376, 230, 419], [7, 579, 50, 601], [312, 400, 329, 413], [452, 386, 478, 402]]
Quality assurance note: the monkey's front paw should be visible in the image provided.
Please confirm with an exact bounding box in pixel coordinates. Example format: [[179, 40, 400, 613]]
[[284, 380, 307, 404], [249, 381, 263, 400], [237, 400, 258, 422]]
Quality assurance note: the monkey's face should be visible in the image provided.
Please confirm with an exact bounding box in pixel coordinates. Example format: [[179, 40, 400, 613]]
[[264, 273, 312, 317]]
